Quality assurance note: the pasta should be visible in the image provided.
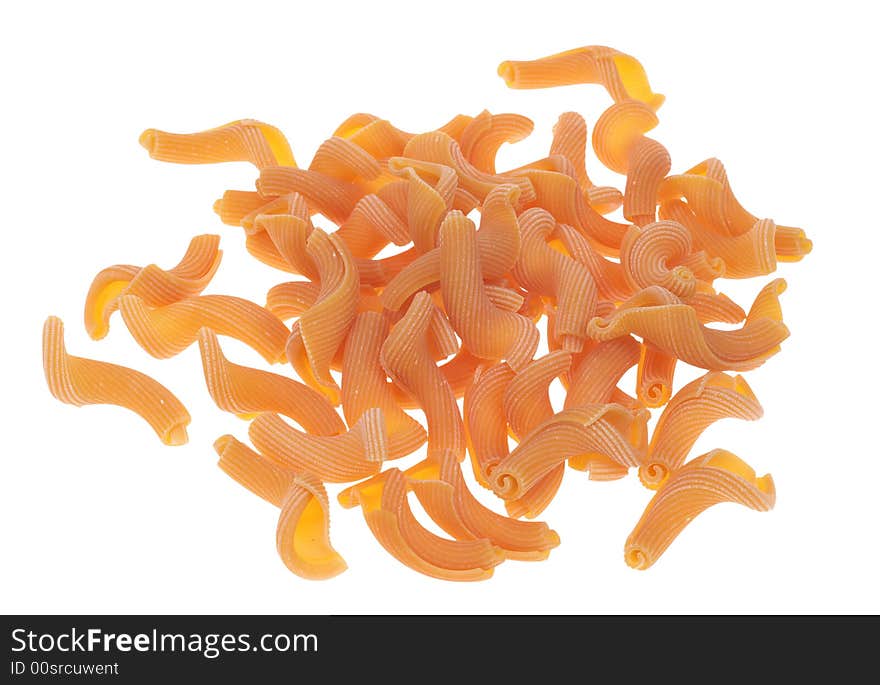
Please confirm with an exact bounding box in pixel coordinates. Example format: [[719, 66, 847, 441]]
[[249, 408, 386, 483], [43, 316, 190, 445], [118, 293, 289, 364], [44, 43, 810, 580], [84, 234, 222, 340], [439, 211, 539, 370], [339, 468, 504, 581], [197, 327, 345, 435], [638, 372, 763, 489], [625, 450, 775, 569], [215, 436, 347, 580], [140, 119, 296, 168], [407, 451, 561, 560]]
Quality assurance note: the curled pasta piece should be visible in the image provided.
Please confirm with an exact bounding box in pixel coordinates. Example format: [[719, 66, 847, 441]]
[[623, 137, 670, 226], [140, 119, 296, 168], [620, 220, 696, 299], [490, 404, 647, 500], [504, 351, 572, 440], [84, 234, 222, 340], [464, 363, 514, 486], [265, 281, 321, 320], [549, 111, 622, 214], [407, 452, 561, 560], [334, 115, 411, 158], [503, 351, 572, 518], [276, 473, 348, 580], [117, 293, 289, 364], [380, 184, 521, 311], [553, 223, 632, 302], [342, 312, 427, 459], [296, 229, 359, 404], [249, 409, 385, 483], [43, 316, 190, 445], [688, 291, 746, 325], [309, 136, 383, 184], [257, 167, 363, 224], [197, 328, 344, 435], [213, 189, 267, 227], [215, 436, 347, 579], [514, 168, 628, 254], [658, 158, 803, 240], [439, 211, 539, 370], [244, 192, 312, 235], [335, 192, 409, 258], [661, 199, 812, 278], [638, 372, 763, 489], [587, 279, 790, 372], [397, 131, 535, 204], [592, 100, 659, 174], [565, 337, 640, 410], [636, 343, 677, 408], [381, 291, 464, 459], [339, 469, 503, 581], [459, 110, 534, 174], [498, 46, 665, 111], [625, 450, 775, 569], [512, 208, 597, 352]]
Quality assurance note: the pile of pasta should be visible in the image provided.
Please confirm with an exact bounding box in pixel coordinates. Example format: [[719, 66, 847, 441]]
[[43, 46, 811, 580]]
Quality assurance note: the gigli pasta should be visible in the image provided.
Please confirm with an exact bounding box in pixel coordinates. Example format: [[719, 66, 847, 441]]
[[43, 44, 811, 579]]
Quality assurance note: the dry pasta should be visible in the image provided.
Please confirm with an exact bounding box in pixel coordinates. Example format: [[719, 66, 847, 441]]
[[44, 43, 811, 580], [43, 316, 190, 446], [625, 449, 775, 569], [84, 234, 222, 340], [215, 436, 347, 580]]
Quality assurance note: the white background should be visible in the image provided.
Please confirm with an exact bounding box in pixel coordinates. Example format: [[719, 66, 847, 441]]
[[2, 0, 877, 614]]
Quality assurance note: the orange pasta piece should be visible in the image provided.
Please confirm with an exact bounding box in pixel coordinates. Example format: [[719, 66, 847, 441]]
[[381, 291, 464, 459], [334, 115, 411, 158], [553, 223, 632, 302], [636, 343, 677, 408], [439, 212, 539, 370], [406, 452, 561, 560], [397, 131, 536, 204], [294, 229, 359, 404], [514, 167, 629, 254], [276, 473, 348, 580], [43, 316, 190, 445], [335, 192, 409, 258], [623, 136, 670, 226], [257, 166, 363, 224], [549, 111, 622, 214], [498, 46, 665, 111], [380, 184, 521, 311], [490, 404, 647, 500], [620, 220, 696, 298], [309, 136, 384, 184], [339, 469, 503, 581], [512, 208, 597, 352], [625, 450, 775, 569], [638, 372, 763, 489], [213, 189, 268, 227], [252, 213, 318, 279], [587, 279, 790, 371], [140, 119, 296, 168], [459, 110, 534, 174], [243, 192, 312, 235], [197, 328, 344, 435], [565, 337, 640, 409], [214, 436, 347, 579], [592, 100, 659, 174], [117, 293, 289, 364], [661, 199, 812, 278], [265, 281, 321, 320], [463, 363, 514, 487], [84, 234, 222, 340], [503, 351, 572, 518], [341, 312, 427, 459], [249, 409, 385, 483]]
